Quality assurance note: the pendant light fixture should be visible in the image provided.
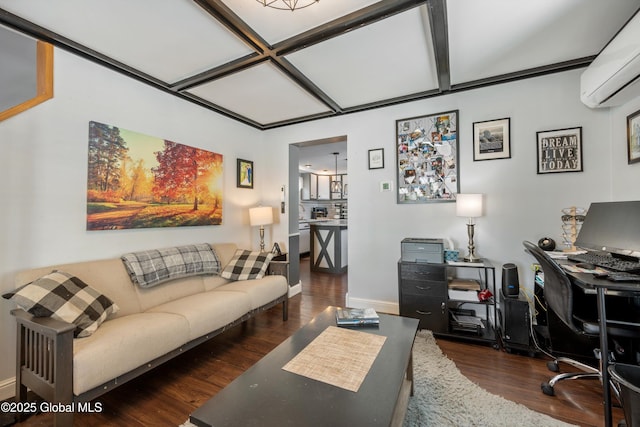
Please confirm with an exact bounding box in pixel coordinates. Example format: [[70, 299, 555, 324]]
[[255, 0, 319, 11], [331, 152, 342, 193]]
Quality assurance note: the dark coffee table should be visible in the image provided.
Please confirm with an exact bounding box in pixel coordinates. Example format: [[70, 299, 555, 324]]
[[190, 306, 419, 427]]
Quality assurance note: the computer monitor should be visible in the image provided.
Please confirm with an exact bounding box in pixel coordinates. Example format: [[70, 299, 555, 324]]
[[574, 201, 640, 260]]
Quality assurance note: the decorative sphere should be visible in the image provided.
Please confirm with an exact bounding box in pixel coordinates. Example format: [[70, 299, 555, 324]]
[[538, 237, 556, 251]]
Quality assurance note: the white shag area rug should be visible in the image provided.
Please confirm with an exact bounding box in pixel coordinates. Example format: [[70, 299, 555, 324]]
[[404, 330, 576, 427], [181, 330, 576, 427]]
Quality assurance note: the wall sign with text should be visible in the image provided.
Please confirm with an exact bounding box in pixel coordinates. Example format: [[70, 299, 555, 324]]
[[536, 127, 583, 174]]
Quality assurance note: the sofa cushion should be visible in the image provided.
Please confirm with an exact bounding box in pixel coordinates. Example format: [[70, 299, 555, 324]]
[[3, 270, 119, 338], [72, 312, 190, 395], [218, 275, 288, 310], [122, 243, 220, 288], [147, 290, 252, 340], [220, 250, 273, 281], [210, 243, 239, 271]]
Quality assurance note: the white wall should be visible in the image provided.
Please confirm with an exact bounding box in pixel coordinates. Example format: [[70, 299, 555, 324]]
[[0, 48, 267, 396], [264, 69, 635, 312], [611, 98, 640, 200]]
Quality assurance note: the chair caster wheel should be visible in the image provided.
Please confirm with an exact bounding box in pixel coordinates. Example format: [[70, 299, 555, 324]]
[[546, 361, 559, 372], [541, 382, 555, 396]]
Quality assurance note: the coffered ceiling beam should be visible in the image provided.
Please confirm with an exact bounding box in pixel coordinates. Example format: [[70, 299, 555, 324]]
[[0, 8, 261, 128], [192, 0, 269, 54], [426, 0, 450, 92], [450, 56, 595, 92], [191, 0, 341, 114], [0, 4, 601, 131], [0, 8, 166, 89], [273, 0, 428, 56], [172, 54, 266, 91]]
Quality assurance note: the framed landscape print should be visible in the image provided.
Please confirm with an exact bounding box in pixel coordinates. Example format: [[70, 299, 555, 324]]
[[237, 159, 253, 188], [396, 110, 459, 203], [536, 127, 583, 174], [86, 121, 224, 230], [627, 108, 640, 164], [473, 118, 510, 161]]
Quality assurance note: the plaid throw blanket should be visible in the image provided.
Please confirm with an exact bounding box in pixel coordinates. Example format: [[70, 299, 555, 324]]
[[121, 244, 220, 288]]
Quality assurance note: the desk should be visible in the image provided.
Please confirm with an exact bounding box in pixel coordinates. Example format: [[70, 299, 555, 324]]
[[566, 271, 640, 427]]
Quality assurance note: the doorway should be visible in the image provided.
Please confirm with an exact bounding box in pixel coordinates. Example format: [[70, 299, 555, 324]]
[[288, 136, 348, 293]]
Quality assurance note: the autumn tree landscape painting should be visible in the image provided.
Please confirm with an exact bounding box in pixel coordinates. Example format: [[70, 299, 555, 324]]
[[87, 121, 223, 230]]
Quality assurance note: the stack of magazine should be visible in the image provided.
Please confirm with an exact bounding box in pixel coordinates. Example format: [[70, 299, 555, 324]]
[[335, 307, 380, 326]]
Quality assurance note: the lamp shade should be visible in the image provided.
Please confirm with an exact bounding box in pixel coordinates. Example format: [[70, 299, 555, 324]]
[[249, 206, 273, 226], [456, 194, 483, 218]]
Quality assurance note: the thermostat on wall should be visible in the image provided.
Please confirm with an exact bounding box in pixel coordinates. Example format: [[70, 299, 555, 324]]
[[380, 181, 393, 192]]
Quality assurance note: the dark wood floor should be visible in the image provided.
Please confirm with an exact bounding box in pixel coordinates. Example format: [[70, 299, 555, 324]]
[[10, 257, 623, 427]]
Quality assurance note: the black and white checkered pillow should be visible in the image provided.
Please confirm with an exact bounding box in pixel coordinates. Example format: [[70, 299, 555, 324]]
[[121, 243, 221, 288], [3, 270, 119, 338], [220, 250, 274, 281]]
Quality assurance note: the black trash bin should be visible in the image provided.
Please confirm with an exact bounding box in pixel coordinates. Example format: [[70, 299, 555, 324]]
[[609, 363, 640, 427]]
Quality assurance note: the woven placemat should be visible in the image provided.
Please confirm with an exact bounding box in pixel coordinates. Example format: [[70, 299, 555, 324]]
[[282, 325, 386, 392]]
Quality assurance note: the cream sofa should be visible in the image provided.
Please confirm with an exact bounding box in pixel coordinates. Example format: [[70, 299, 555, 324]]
[[9, 243, 288, 426]]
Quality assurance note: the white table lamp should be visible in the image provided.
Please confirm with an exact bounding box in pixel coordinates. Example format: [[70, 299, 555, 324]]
[[456, 194, 484, 262], [249, 206, 274, 252]]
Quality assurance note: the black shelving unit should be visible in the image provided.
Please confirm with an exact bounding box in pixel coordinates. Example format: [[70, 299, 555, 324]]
[[398, 259, 498, 348]]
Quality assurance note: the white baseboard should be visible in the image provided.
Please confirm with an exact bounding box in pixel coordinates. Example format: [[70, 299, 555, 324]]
[[0, 377, 15, 401], [288, 282, 301, 297], [346, 295, 399, 315]]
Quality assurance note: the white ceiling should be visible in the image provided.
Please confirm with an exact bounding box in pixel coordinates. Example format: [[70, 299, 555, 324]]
[[297, 139, 347, 175], [1, 0, 638, 132]]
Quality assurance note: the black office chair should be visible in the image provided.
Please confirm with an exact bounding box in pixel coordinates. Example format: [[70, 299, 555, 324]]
[[523, 240, 640, 397], [523, 241, 602, 395]]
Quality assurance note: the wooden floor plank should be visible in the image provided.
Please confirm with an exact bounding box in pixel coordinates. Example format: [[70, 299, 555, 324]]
[[9, 257, 623, 426]]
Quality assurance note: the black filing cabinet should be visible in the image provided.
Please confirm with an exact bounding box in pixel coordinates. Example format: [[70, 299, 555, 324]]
[[397, 261, 448, 333]]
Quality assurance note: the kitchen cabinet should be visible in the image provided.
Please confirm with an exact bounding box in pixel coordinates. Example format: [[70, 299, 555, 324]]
[[341, 174, 348, 198], [299, 223, 310, 255], [317, 175, 330, 200], [301, 173, 347, 201], [300, 173, 317, 200], [300, 173, 310, 200], [309, 173, 317, 199]]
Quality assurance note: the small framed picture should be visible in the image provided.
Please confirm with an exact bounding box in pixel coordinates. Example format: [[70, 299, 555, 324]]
[[368, 148, 384, 169], [237, 158, 253, 188], [536, 127, 583, 174], [473, 118, 510, 161], [627, 108, 640, 164]]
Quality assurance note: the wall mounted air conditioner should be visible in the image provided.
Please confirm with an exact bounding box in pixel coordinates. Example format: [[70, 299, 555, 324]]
[[580, 10, 640, 108]]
